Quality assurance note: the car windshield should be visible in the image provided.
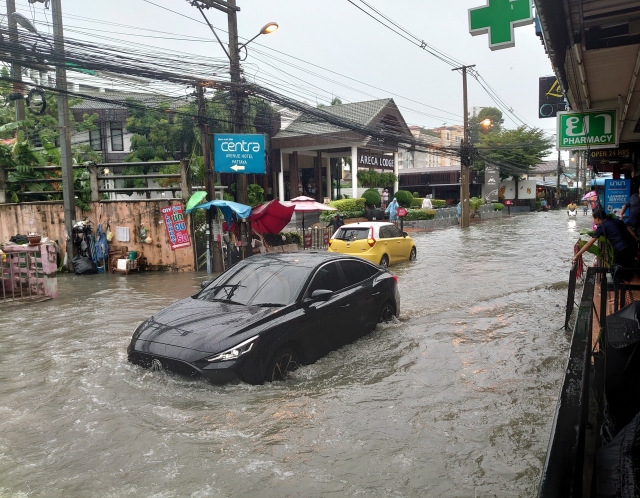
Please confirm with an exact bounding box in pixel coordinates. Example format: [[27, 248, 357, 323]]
[[334, 227, 369, 241], [197, 262, 310, 306]]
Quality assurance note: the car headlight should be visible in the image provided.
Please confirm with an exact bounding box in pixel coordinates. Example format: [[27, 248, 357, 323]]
[[206, 336, 258, 362]]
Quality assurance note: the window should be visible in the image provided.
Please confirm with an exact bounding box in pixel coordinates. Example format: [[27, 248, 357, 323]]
[[387, 225, 404, 238], [340, 260, 367, 287], [379, 226, 392, 239], [306, 262, 343, 296], [89, 129, 102, 151], [110, 123, 124, 151], [334, 227, 369, 241]]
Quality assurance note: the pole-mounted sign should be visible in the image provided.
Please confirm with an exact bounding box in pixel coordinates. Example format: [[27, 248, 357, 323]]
[[469, 0, 533, 50], [213, 133, 267, 174], [556, 109, 618, 150]]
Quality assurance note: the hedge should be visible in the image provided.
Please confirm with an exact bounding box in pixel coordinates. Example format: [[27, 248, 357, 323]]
[[404, 208, 436, 221], [319, 210, 365, 222], [264, 231, 303, 247], [493, 203, 504, 211], [362, 189, 381, 207], [410, 198, 424, 208], [329, 198, 366, 211], [394, 190, 414, 208], [432, 199, 447, 208]]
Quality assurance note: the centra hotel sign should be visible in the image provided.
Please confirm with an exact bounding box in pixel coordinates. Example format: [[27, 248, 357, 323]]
[[358, 151, 395, 169]]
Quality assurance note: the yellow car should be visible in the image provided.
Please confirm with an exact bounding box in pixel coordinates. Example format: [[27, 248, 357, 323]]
[[327, 222, 416, 268]]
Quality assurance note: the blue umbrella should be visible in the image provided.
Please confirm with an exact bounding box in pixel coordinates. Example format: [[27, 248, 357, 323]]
[[185, 199, 252, 226]]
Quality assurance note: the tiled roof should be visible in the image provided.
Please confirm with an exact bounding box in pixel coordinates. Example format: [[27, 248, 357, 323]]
[[532, 159, 564, 174], [71, 92, 192, 111]]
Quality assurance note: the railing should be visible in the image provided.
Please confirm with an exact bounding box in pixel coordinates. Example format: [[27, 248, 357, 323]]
[[1, 244, 58, 304], [293, 227, 333, 250]]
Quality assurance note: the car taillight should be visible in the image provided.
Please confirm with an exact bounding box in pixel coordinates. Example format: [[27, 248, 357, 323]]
[[367, 227, 376, 247]]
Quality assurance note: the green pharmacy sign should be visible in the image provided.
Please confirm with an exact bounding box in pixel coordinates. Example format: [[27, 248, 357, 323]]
[[469, 0, 534, 50], [557, 109, 618, 150]]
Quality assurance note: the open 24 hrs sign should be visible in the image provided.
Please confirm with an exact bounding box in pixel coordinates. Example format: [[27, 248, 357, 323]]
[[557, 109, 618, 150]]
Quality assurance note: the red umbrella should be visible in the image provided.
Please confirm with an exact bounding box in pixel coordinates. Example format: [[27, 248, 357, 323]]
[[250, 200, 295, 235], [283, 196, 337, 231]]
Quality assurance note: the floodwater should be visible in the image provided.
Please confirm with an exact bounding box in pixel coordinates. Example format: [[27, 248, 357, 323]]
[[0, 210, 593, 497]]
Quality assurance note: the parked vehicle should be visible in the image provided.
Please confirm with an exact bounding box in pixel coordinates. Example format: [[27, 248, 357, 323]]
[[127, 253, 400, 385], [327, 222, 416, 268]]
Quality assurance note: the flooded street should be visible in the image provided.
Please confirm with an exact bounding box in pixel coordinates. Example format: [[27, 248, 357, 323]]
[[0, 211, 592, 497]]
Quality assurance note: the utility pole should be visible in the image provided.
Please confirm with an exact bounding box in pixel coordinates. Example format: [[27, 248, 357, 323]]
[[226, 0, 248, 205], [196, 85, 223, 273], [52, 0, 76, 271], [556, 149, 562, 204], [452, 64, 475, 228], [6, 0, 25, 121]]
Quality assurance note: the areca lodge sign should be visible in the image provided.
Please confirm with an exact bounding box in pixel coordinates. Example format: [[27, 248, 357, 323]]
[[357, 151, 395, 170], [557, 109, 618, 150]]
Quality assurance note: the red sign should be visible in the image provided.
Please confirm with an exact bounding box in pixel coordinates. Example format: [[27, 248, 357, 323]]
[[304, 234, 313, 249], [323, 232, 330, 246], [397, 207, 408, 217], [161, 205, 191, 250]]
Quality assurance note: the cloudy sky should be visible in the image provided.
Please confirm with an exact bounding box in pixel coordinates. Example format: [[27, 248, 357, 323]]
[[5, 0, 556, 135]]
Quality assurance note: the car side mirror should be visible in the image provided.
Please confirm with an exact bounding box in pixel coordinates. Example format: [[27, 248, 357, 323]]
[[310, 289, 333, 301], [201, 280, 212, 290], [402, 231, 408, 238]]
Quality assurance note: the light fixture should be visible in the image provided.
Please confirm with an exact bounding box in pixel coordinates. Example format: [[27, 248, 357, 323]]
[[260, 22, 279, 35], [480, 118, 492, 127]]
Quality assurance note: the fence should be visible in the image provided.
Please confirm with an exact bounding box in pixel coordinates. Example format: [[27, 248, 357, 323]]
[[1, 244, 58, 305], [293, 227, 333, 250]]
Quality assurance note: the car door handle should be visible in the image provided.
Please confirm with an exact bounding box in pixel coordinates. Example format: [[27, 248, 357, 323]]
[[371, 292, 381, 296]]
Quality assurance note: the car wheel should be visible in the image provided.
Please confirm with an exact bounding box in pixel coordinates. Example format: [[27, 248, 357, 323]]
[[409, 247, 417, 261], [266, 346, 300, 382], [379, 301, 396, 323], [379, 255, 389, 268]]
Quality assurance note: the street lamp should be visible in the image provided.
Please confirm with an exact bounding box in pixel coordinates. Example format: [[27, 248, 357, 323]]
[[480, 118, 492, 128], [238, 22, 278, 59]]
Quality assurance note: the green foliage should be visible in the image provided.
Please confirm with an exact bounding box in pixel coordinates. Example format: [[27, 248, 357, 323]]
[[329, 198, 366, 211], [247, 183, 264, 207], [283, 231, 303, 246], [412, 192, 419, 197], [362, 188, 381, 207], [394, 190, 414, 208], [404, 208, 436, 221], [493, 203, 504, 211], [319, 210, 364, 222], [469, 197, 484, 211], [357, 168, 397, 188], [474, 126, 554, 180], [432, 199, 447, 208], [264, 231, 303, 247], [410, 198, 424, 208]]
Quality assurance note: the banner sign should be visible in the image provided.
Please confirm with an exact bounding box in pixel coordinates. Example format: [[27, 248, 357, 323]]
[[484, 164, 500, 202], [357, 151, 395, 169], [161, 205, 191, 250], [499, 180, 516, 200], [539, 76, 569, 119], [557, 109, 618, 150], [588, 147, 632, 167], [214, 134, 266, 174], [517, 179, 536, 199], [604, 179, 631, 218]]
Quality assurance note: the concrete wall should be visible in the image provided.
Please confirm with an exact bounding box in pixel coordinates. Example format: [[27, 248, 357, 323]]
[[0, 200, 195, 271]]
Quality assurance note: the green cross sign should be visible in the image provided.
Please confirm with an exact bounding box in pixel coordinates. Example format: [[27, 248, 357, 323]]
[[469, 0, 534, 51]]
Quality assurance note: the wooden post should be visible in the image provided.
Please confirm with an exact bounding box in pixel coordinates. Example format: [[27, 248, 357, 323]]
[[180, 159, 191, 200], [0, 162, 6, 203], [88, 164, 99, 202]]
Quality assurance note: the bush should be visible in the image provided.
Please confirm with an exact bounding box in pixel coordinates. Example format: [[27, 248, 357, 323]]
[[362, 189, 381, 207], [319, 210, 365, 222], [330, 198, 366, 211], [469, 196, 484, 211], [283, 231, 302, 246], [404, 208, 436, 221], [410, 198, 424, 208], [394, 190, 414, 208], [432, 199, 447, 208], [412, 192, 420, 198], [493, 203, 504, 211]]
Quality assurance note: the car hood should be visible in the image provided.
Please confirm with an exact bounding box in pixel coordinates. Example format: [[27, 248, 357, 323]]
[[132, 297, 283, 353]]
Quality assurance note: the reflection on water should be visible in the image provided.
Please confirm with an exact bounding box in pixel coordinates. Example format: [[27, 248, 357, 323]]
[[0, 211, 589, 497]]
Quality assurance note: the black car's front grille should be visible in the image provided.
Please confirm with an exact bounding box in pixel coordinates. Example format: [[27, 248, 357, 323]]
[[128, 352, 201, 379]]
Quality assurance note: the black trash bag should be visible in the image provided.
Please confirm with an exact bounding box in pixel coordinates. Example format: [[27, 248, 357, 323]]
[[9, 234, 29, 244], [72, 254, 97, 275], [596, 410, 640, 497]]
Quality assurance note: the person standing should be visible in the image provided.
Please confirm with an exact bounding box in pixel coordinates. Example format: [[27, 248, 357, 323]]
[[421, 197, 433, 209], [583, 201, 588, 216], [327, 214, 344, 233], [620, 183, 640, 234], [572, 208, 638, 280], [382, 189, 389, 208], [386, 197, 399, 224]]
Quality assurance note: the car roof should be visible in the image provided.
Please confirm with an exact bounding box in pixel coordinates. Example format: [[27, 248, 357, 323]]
[[340, 221, 393, 229], [240, 251, 368, 268]]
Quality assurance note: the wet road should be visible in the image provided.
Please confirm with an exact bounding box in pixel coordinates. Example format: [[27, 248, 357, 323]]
[[0, 211, 592, 497]]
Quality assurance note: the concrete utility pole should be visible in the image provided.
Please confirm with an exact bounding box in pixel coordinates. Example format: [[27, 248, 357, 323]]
[[556, 149, 562, 202], [51, 0, 76, 270], [452, 64, 475, 229], [6, 0, 25, 121], [226, 0, 248, 205]]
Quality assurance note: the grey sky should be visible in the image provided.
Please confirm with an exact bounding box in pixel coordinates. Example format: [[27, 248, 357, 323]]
[[6, 0, 555, 134]]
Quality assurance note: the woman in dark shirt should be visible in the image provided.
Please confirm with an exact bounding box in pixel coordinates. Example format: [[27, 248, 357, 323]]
[[573, 208, 638, 279]]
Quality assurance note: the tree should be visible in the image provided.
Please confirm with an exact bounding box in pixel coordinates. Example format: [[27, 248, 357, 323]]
[[474, 126, 554, 180], [468, 106, 504, 144]]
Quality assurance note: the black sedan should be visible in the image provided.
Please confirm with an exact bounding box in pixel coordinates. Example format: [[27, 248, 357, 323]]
[[127, 252, 400, 384]]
